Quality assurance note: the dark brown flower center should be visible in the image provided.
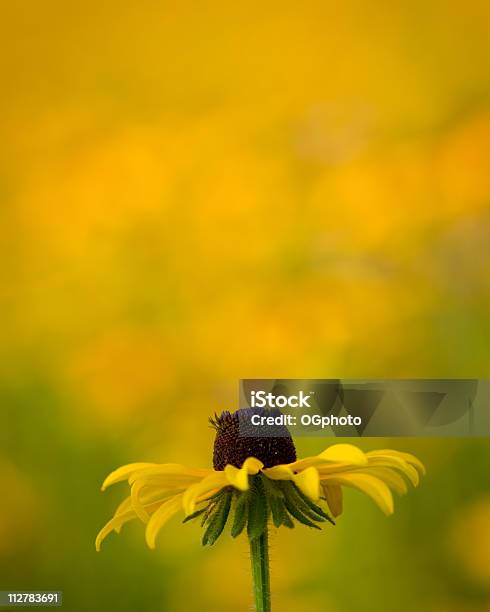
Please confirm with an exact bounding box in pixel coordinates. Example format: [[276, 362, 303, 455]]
[[210, 409, 297, 470]]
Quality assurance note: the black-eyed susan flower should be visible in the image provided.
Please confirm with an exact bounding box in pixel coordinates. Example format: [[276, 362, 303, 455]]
[[97, 409, 425, 611]]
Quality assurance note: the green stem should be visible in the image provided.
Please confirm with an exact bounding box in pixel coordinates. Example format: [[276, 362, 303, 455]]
[[249, 528, 271, 612]]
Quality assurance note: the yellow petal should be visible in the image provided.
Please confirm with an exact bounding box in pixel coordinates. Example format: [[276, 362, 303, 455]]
[[293, 467, 320, 500], [113, 497, 133, 532], [224, 457, 263, 491], [262, 465, 295, 480], [96, 498, 164, 550], [243, 457, 264, 473], [263, 465, 320, 499], [318, 444, 368, 465], [101, 463, 157, 491], [367, 450, 425, 473], [182, 472, 228, 515], [285, 457, 326, 472], [366, 453, 420, 486], [127, 464, 210, 485], [285, 444, 369, 473], [131, 480, 156, 523], [322, 473, 394, 515], [114, 496, 132, 517], [364, 467, 408, 495], [130, 475, 206, 495], [145, 494, 183, 549], [322, 484, 343, 517], [96, 517, 123, 552]]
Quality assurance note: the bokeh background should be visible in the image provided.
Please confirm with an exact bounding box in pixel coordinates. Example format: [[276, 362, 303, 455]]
[[1, 1, 490, 610]]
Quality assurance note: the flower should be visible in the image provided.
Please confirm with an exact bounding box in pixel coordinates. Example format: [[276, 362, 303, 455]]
[[96, 409, 425, 551]]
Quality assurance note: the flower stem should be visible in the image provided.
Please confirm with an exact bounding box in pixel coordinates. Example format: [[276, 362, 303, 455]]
[[249, 528, 271, 612]]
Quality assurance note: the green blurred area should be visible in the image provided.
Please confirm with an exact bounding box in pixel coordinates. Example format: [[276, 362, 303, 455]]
[[1, 0, 490, 610]]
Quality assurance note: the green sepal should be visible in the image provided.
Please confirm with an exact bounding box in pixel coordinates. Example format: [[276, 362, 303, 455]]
[[261, 475, 283, 499], [282, 482, 328, 523], [202, 489, 232, 546], [247, 476, 269, 540], [182, 508, 207, 523], [261, 475, 286, 528], [201, 501, 216, 527], [280, 484, 321, 529], [268, 494, 287, 528], [280, 509, 294, 528], [202, 489, 228, 504], [230, 491, 249, 538], [293, 485, 335, 525]]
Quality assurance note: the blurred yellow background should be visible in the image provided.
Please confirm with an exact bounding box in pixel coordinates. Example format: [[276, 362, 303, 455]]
[[1, 1, 490, 610]]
